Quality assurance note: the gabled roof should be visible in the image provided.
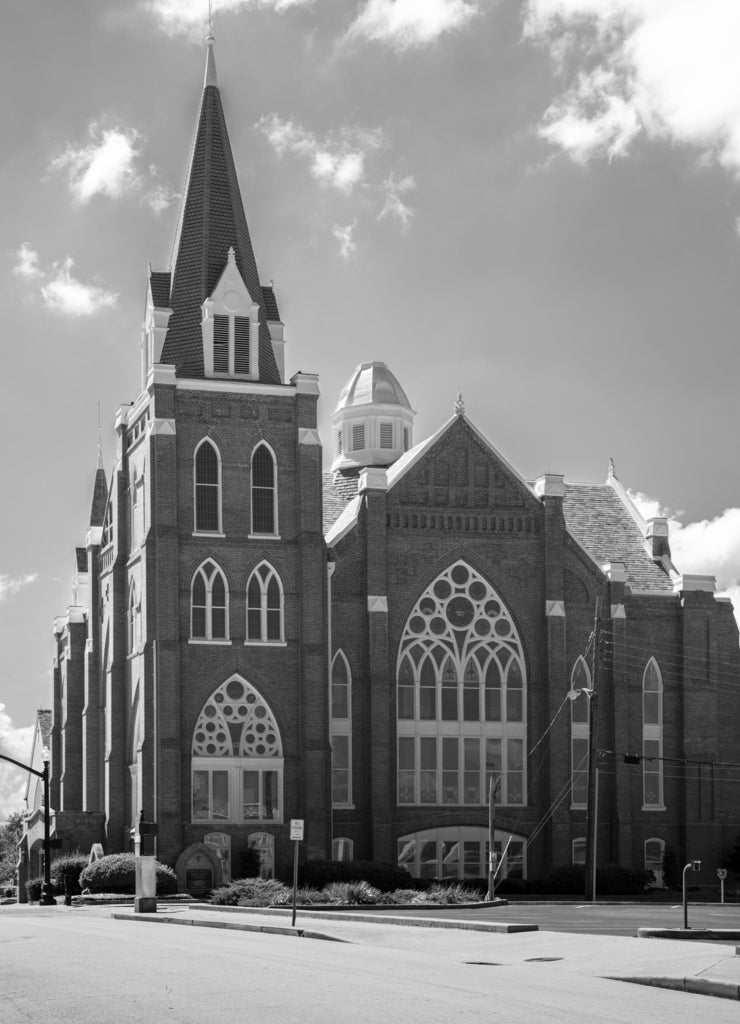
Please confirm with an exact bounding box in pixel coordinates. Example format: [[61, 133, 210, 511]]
[[562, 481, 673, 591], [160, 37, 280, 383], [323, 472, 357, 534]]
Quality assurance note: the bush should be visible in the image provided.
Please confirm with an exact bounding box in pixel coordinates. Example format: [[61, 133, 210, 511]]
[[25, 878, 43, 902], [78, 854, 177, 895], [425, 883, 483, 904], [51, 853, 88, 897], [495, 877, 534, 896], [530, 863, 653, 896], [210, 877, 289, 907], [240, 846, 263, 879], [323, 881, 381, 905], [295, 859, 415, 893]]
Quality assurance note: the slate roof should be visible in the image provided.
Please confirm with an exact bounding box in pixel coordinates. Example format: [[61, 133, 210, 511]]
[[75, 548, 87, 573], [149, 271, 171, 308], [160, 42, 280, 383], [562, 482, 673, 591], [323, 472, 357, 534], [37, 710, 52, 747], [89, 466, 107, 527], [261, 284, 281, 322]]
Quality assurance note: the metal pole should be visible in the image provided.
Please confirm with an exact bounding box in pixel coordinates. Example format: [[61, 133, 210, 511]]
[[291, 840, 299, 927], [591, 763, 599, 902], [41, 760, 54, 906], [682, 863, 690, 929], [485, 776, 497, 901], [584, 598, 601, 900]]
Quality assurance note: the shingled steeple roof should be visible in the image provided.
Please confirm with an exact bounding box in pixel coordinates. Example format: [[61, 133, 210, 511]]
[[160, 34, 280, 383]]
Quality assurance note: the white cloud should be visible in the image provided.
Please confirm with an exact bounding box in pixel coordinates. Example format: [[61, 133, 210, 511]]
[[145, 166, 181, 214], [256, 115, 384, 193], [630, 489, 740, 629], [0, 705, 34, 820], [332, 221, 358, 261], [51, 125, 143, 203], [379, 173, 416, 229], [0, 574, 38, 601], [346, 0, 480, 51], [525, 0, 740, 171], [144, 0, 310, 38], [40, 258, 118, 318], [12, 244, 43, 280]]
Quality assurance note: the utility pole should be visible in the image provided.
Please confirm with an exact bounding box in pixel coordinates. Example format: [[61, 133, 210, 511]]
[[584, 597, 602, 901], [485, 775, 500, 900]]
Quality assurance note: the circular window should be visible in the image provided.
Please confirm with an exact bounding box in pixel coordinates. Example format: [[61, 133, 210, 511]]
[[419, 597, 436, 615], [434, 580, 452, 600], [446, 596, 474, 628], [409, 616, 425, 634], [451, 564, 469, 585], [430, 616, 447, 635], [494, 619, 511, 637], [485, 600, 501, 617], [469, 581, 486, 601], [226, 680, 243, 700], [474, 619, 491, 636], [204, 705, 216, 718]]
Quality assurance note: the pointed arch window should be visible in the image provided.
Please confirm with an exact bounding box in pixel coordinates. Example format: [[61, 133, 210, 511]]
[[246, 562, 284, 644], [642, 659, 664, 809], [129, 470, 138, 551], [251, 444, 277, 536], [396, 561, 527, 808], [190, 560, 229, 642], [102, 500, 113, 549], [569, 656, 591, 809], [194, 439, 222, 534], [331, 651, 352, 807], [192, 676, 283, 824]]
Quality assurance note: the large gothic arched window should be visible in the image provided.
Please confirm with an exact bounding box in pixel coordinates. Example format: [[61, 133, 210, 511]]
[[396, 561, 526, 808], [191, 676, 283, 824], [251, 443, 277, 536], [569, 656, 591, 809], [642, 658, 664, 808], [194, 439, 222, 534]]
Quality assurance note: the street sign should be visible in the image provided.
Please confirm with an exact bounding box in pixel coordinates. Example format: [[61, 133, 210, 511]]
[[290, 819, 304, 841], [717, 868, 728, 880]]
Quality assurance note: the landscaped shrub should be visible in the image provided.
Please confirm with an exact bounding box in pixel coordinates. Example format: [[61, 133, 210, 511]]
[[424, 883, 483, 904], [294, 859, 415, 893], [294, 886, 331, 905], [323, 880, 381, 905], [386, 888, 425, 905], [210, 877, 289, 906], [530, 863, 654, 896], [240, 846, 263, 879], [78, 853, 177, 895], [51, 853, 88, 897], [25, 877, 43, 902], [495, 877, 534, 896]]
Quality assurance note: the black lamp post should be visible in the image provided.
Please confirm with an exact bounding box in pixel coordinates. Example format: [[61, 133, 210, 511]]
[[0, 747, 55, 906]]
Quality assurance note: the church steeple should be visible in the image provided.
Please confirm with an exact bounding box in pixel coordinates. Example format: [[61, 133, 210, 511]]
[[159, 34, 281, 383]]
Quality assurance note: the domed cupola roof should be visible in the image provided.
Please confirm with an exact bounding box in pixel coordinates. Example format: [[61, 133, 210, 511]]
[[336, 362, 412, 412], [331, 361, 415, 474]]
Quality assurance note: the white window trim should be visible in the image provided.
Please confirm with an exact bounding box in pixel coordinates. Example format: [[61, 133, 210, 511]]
[[190, 559, 230, 642], [642, 658, 665, 811], [191, 758, 284, 825], [246, 561, 285, 643], [331, 650, 353, 809], [193, 438, 223, 535]]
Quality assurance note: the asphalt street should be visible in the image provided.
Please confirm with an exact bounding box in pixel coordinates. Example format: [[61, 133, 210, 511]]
[[1, 904, 738, 1024]]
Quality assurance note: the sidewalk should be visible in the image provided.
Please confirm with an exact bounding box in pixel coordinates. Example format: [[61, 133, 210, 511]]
[[112, 903, 740, 1001]]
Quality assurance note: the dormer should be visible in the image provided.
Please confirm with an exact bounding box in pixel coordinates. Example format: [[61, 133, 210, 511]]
[[142, 269, 173, 384], [331, 361, 415, 473], [201, 247, 260, 380]]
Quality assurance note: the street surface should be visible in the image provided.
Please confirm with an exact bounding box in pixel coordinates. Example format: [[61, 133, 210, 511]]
[[363, 901, 740, 936], [0, 903, 738, 1024]]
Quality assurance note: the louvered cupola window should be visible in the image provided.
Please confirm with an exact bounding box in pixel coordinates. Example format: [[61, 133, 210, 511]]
[[380, 423, 393, 449], [352, 424, 365, 451], [234, 317, 250, 374], [213, 315, 229, 373]]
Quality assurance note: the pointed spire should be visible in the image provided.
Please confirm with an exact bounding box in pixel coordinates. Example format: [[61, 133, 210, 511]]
[[90, 410, 108, 527], [161, 32, 280, 382], [204, 19, 217, 88]]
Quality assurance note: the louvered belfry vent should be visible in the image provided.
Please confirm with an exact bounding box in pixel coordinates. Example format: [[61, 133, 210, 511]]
[[234, 316, 250, 374], [213, 315, 229, 373]]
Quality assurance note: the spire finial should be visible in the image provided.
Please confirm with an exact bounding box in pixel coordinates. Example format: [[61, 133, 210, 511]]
[[97, 401, 103, 470], [454, 389, 465, 417], [204, 1, 218, 88], [608, 456, 616, 479]]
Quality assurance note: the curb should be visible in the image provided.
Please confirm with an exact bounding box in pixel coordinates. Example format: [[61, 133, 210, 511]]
[[638, 928, 740, 941], [612, 975, 740, 1001], [111, 911, 345, 942]]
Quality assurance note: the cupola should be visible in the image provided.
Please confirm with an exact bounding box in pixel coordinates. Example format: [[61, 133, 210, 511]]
[[331, 362, 415, 473]]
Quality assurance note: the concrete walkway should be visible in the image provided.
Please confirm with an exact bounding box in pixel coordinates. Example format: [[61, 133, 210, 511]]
[[112, 903, 740, 1002]]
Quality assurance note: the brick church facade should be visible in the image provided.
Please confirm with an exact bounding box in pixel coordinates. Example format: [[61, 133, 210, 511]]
[[20, 37, 740, 895]]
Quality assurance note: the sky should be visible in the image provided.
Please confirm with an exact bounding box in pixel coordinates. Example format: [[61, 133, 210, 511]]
[[3, 0, 740, 817]]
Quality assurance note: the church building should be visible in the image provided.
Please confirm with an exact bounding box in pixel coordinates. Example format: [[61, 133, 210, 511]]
[[20, 36, 740, 896]]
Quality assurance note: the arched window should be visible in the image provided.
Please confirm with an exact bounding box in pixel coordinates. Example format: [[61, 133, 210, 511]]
[[246, 562, 284, 643], [194, 439, 222, 534], [644, 837, 665, 888], [248, 832, 275, 879], [332, 837, 354, 862], [127, 582, 138, 655], [102, 500, 113, 548], [191, 676, 283, 824], [331, 651, 352, 807], [642, 659, 664, 808], [396, 561, 526, 808], [190, 560, 229, 641], [251, 443, 277, 536], [397, 826, 526, 881], [569, 656, 591, 809]]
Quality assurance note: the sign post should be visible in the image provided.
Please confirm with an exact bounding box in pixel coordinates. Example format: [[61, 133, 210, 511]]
[[290, 819, 304, 927], [717, 867, 727, 905]]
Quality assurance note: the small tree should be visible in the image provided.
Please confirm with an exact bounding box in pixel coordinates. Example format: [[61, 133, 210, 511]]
[[0, 812, 24, 886]]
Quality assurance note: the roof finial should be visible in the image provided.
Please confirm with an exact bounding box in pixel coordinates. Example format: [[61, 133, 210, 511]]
[[608, 456, 616, 479], [204, 1, 218, 88], [454, 389, 465, 417], [97, 401, 103, 470]]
